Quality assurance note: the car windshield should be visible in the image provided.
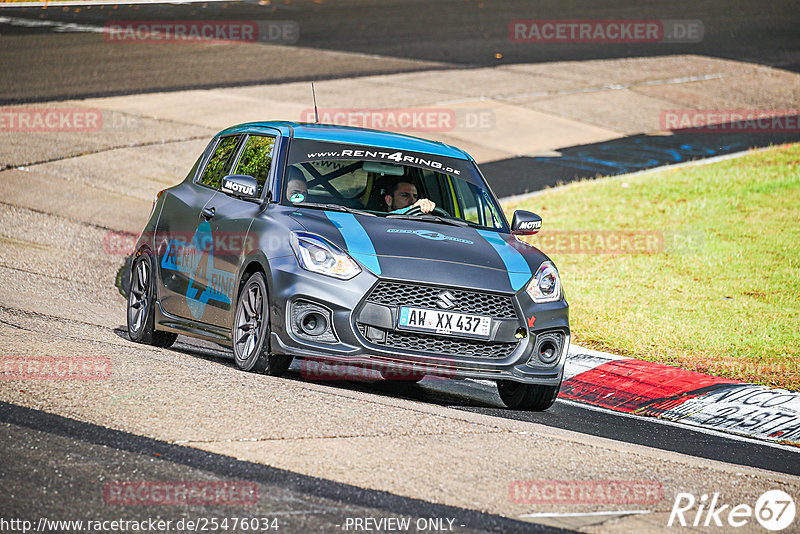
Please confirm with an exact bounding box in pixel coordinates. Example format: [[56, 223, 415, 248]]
[[282, 141, 506, 231]]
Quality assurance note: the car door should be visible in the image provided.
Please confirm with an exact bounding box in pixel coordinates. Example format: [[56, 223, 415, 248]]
[[200, 133, 278, 329], [157, 134, 244, 322]]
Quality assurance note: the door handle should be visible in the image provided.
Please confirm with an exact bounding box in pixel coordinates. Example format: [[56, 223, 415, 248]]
[[201, 207, 215, 220]]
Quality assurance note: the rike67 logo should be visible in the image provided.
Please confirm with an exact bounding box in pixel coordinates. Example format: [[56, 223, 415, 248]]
[[668, 490, 796, 531]]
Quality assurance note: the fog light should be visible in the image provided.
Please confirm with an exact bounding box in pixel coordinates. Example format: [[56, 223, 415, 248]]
[[297, 311, 327, 336], [537, 340, 558, 364], [526, 331, 565, 367]]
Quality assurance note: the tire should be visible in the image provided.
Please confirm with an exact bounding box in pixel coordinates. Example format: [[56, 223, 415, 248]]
[[497, 380, 560, 411], [232, 272, 292, 375], [127, 252, 178, 348]]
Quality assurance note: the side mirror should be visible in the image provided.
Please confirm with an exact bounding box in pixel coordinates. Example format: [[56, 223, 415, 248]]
[[511, 210, 542, 235], [221, 174, 259, 201]]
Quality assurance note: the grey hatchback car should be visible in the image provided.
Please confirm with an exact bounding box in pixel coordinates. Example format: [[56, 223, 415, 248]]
[[127, 121, 569, 410]]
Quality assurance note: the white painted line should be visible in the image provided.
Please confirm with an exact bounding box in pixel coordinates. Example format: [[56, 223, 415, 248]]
[[0, 13, 302, 46], [639, 73, 727, 86], [562, 346, 629, 380], [465, 374, 800, 452], [0, 15, 105, 33], [608, 144, 778, 179], [498, 145, 777, 205], [520, 509, 651, 518], [568, 343, 631, 362], [0, 0, 239, 7]]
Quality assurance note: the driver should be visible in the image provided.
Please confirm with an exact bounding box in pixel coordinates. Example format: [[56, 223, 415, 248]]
[[383, 180, 435, 214], [286, 166, 308, 203]]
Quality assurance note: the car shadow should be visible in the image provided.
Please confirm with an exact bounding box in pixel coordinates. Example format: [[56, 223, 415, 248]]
[[112, 326, 237, 367], [113, 327, 503, 409], [282, 366, 506, 410]]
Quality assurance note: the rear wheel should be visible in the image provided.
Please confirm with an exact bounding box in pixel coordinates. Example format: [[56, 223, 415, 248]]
[[497, 380, 559, 411], [233, 272, 292, 375], [127, 252, 178, 348]]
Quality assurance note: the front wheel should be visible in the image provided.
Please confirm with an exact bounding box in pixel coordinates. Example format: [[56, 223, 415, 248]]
[[127, 252, 177, 348], [497, 380, 560, 411], [232, 272, 292, 375]]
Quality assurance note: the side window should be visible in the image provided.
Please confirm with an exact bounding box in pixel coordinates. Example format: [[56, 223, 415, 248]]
[[419, 169, 455, 215], [184, 154, 204, 182], [452, 178, 480, 225], [187, 139, 217, 181], [480, 190, 504, 229], [233, 135, 276, 196], [198, 135, 241, 190], [286, 161, 368, 205], [452, 179, 503, 229]]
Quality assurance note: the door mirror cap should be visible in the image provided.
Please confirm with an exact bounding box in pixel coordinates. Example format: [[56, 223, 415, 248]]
[[221, 174, 259, 201], [511, 210, 543, 235]]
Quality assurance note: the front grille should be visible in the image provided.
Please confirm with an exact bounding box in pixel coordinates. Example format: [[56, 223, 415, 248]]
[[365, 281, 517, 318], [358, 324, 518, 359]]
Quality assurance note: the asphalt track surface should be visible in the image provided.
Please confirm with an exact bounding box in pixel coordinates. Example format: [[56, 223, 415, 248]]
[[78, 309, 797, 479], [2, 341, 798, 532], [1, 402, 566, 534], [1, 0, 800, 103], [63, 323, 800, 479], [304, 375, 800, 477], [3, 0, 799, 198]]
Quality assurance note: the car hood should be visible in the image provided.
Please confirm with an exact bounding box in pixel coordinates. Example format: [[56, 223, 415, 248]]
[[289, 209, 548, 293]]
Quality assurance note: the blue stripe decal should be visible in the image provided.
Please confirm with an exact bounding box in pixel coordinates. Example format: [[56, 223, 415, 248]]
[[477, 230, 532, 291], [324, 211, 382, 275]]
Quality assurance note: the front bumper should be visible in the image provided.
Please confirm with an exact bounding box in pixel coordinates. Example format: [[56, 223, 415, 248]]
[[268, 256, 570, 385]]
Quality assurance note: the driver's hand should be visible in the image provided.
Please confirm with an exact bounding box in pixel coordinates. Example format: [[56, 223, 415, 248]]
[[410, 199, 435, 213]]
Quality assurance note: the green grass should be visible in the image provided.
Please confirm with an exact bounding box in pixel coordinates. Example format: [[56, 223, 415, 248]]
[[504, 143, 800, 391]]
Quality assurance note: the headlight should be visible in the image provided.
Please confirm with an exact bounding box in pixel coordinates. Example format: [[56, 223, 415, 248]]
[[525, 261, 562, 303], [290, 232, 361, 280]]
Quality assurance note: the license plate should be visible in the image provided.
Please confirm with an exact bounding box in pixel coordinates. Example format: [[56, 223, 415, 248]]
[[398, 306, 492, 339]]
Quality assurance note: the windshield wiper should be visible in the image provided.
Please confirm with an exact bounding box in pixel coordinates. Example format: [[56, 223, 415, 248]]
[[300, 203, 376, 217], [385, 213, 469, 227]]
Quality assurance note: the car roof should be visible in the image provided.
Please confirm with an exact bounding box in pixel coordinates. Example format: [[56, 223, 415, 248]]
[[215, 121, 472, 160]]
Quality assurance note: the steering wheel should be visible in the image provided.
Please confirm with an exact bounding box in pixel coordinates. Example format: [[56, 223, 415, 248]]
[[403, 205, 452, 217]]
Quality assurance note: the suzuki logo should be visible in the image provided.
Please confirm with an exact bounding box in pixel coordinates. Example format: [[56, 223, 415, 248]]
[[436, 291, 457, 310]]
